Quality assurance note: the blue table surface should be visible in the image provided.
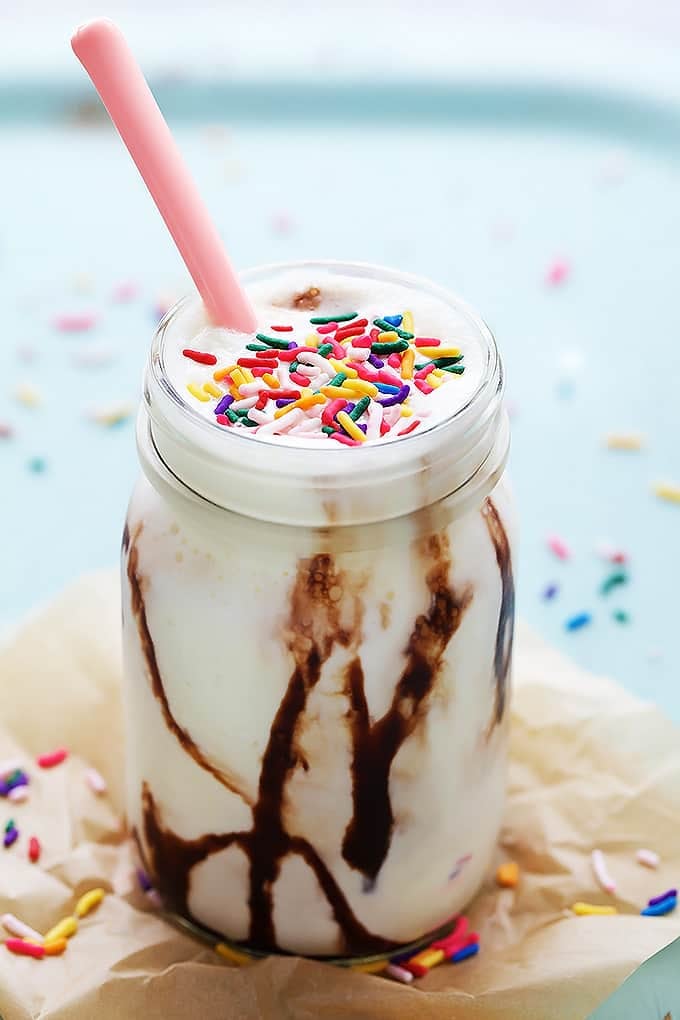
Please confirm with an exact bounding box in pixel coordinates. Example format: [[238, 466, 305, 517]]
[[0, 80, 679, 717]]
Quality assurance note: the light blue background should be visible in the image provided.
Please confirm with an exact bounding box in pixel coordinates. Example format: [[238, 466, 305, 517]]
[[0, 80, 679, 723]]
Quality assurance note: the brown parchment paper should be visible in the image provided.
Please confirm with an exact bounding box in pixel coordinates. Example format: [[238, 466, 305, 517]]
[[0, 570, 679, 1020]]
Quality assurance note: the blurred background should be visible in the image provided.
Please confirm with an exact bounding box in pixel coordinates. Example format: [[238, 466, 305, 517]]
[[1, 2, 679, 715]]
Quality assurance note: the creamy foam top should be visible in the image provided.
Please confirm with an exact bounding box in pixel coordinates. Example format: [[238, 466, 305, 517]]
[[161, 268, 486, 448]]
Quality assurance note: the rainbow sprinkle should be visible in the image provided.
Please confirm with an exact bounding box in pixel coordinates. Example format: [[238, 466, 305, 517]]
[[183, 309, 465, 442]]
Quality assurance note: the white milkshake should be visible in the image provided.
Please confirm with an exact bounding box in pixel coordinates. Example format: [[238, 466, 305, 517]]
[[121, 261, 515, 958]]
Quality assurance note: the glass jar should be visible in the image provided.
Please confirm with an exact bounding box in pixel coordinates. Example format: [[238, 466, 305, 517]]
[[121, 261, 515, 961]]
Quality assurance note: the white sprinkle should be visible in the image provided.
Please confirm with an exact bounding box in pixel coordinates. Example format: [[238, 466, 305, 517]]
[[385, 963, 413, 984], [2, 913, 44, 943], [255, 409, 305, 437], [636, 848, 660, 869], [296, 350, 335, 375], [238, 380, 266, 396], [0, 758, 23, 778], [7, 786, 29, 803], [346, 345, 370, 362], [230, 395, 258, 411], [247, 409, 274, 425], [592, 849, 616, 894], [85, 767, 108, 795], [365, 401, 383, 440]]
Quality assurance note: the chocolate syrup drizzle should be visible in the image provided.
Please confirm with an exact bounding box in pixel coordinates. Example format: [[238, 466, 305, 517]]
[[481, 498, 515, 727], [126, 501, 512, 953]]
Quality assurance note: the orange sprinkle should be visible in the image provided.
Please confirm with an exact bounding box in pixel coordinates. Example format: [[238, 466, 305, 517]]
[[43, 938, 68, 957], [496, 861, 520, 888]]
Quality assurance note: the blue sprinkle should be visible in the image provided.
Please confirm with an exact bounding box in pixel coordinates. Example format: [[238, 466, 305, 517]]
[[375, 382, 400, 395], [383, 314, 403, 327], [368, 354, 384, 369], [542, 583, 559, 601], [450, 942, 479, 963], [565, 612, 592, 632], [214, 394, 234, 415], [641, 895, 677, 917]]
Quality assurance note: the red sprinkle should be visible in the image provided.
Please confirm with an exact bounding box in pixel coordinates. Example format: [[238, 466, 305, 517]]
[[251, 367, 271, 378], [279, 347, 314, 362], [255, 395, 267, 410], [254, 350, 278, 360], [6, 938, 45, 959], [330, 432, 360, 447], [237, 357, 276, 368], [432, 916, 469, 952], [414, 337, 441, 347], [370, 327, 380, 340], [322, 398, 348, 425], [415, 380, 434, 395], [270, 325, 293, 332], [349, 335, 371, 348], [215, 414, 232, 426], [316, 322, 338, 334], [289, 372, 309, 387], [387, 353, 402, 368], [261, 389, 301, 400], [379, 419, 392, 436], [182, 349, 217, 366], [415, 364, 434, 380], [378, 369, 402, 386], [28, 836, 41, 863], [37, 748, 68, 769], [398, 419, 421, 436], [335, 325, 366, 342]]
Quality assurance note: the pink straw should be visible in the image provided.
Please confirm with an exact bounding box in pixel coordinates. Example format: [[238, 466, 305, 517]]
[[71, 19, 256, 333]]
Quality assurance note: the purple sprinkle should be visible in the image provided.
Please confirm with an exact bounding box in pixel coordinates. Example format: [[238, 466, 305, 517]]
[[136, 867, 153, 892], [648, 888, 677, 907], [542, 584, 559, 601], [287, 342, 298, 350], [344, 402, 356, 415], [378, 384, 410, 407], [357, 423, 367, 434], [214, 394, 234, 415], [368, 354, 384, 369], [4, 827, 18, 848], [275, 397, 296, 408]]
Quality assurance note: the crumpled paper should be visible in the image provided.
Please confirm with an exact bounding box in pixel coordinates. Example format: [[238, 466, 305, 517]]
[[0, 571, 679, 1020]]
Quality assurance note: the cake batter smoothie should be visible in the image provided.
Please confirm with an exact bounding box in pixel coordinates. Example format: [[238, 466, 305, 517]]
[[121, 261, 515, 958]]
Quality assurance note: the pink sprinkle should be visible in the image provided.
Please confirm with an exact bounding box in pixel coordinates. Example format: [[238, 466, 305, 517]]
[[378, 369, 402, 386], [316, 323, 337, 334], [85, 767, 107, 795], [547, 534, 570, 560], [385, 964, 413, 984], [328, 340, 346, 359], [52, 313, 97, 332], [415, 380, 434, 395], [414, 337, 441, 347], [289, 372, 309, 387], [37, 747, 68, 769], [398, 419, 421, 436], [216, 414, 232, 426], [545, 258, 570, 286], [330, 432, 360, 447], [112, 281, 138, 303], [350, 336, 372, 348], [387, 354, 402, 369]]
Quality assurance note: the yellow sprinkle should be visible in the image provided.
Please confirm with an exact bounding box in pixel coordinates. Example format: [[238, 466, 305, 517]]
[[45, 916, 78, 942], [571, 902, 618, 916], [605, 433, 644, 450], [343, 379, 379, 397], [329, 359, 357, 378], [213, 366, 234, 382], [43, 938, 68, 957], [351, 959, 387, 974], [202, 382, 222, 398], [305, 333, 321, 347], [75, 887, 105, 918], [426, 373, 443, 388], [336, 411, 366, 442], [433, 368, 445, 378], [400, 406, 413, 417], [653, 482, 680, 504], [402, 310, 414, 333], [231, 368, 246, 388], [401, 348, 415, 379], [408, 947, 445, 970], [215, 942, 254, 966], [262, 373, 279, 388], [321, 385, 354, 399], [417, 347, 461, 359], [241, 367, 254, 383], [187, 383, 210, 403], [377, 331, 399, 342], [273, 393, 324, 419], [496, 861, 520, 888]]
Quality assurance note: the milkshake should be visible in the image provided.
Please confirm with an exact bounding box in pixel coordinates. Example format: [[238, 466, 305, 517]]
[[122, 261, 515, 958]]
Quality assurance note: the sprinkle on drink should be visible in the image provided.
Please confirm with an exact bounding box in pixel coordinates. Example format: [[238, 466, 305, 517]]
[[182, 309, 466, 442]]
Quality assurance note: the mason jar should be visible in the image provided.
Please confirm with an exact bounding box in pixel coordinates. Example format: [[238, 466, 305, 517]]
[[121, 261, 515, 961]]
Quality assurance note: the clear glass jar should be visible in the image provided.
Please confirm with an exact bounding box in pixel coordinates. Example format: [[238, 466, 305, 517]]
[[121, 261, 515, 960]]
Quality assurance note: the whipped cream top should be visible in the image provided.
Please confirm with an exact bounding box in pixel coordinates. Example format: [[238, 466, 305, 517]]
[[161, 268, 487, 448]]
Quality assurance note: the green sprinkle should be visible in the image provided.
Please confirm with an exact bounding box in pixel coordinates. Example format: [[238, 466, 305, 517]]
[[373, 318, 413, 339], [371, 339, 409, 355], [225, 409, 240, 423], [328, 372, 347, 388], [4, 819, 14, 833], [240, 417, 258, 428], [310, 313, 357, 325], [290, 360, 300, 372], [349, 396, 371, 421], [439, 364, 465, 375], [432, 355, 464, 367], [600, 571, 628, 596], [245, 343, 270, 352], [397, 330, 414, 340], [612, 609, 630, 624], [233, 408, 251, 417], [255, 333, 293, 350], [321, 425, 336, 434], [317, 343, 334, 357]]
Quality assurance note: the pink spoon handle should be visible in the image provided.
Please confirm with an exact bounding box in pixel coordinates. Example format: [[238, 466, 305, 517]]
[[72, 18, 256, 333]]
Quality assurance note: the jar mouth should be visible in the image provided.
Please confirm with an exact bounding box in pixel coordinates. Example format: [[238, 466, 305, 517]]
[[143, 260, 507, 526], [150, 260, 500, 457]]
